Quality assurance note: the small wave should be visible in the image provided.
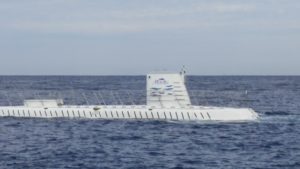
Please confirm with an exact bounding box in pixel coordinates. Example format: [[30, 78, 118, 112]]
[[264, 111, 290, 116]]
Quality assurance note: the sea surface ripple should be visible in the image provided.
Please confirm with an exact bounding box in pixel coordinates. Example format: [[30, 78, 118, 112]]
[[0, 76, 299, 169]]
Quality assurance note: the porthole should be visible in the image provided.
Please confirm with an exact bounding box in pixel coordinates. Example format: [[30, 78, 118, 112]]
[[134, 111, 137, 119], [116, 111, 119, 118], [200, 112, 204, 119], [207, 112, 211, 120], [145, 111, 149, 119]]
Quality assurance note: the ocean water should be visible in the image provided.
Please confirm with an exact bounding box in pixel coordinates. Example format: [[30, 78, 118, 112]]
[[0, 76, 299, 169]]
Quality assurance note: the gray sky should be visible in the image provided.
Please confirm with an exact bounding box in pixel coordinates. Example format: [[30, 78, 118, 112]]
[[0, 0, 299, 75]]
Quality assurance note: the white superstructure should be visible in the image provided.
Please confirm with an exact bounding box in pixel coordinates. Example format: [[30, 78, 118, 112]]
[[0, 70, 259, 122], [147, 72, 191, 108]]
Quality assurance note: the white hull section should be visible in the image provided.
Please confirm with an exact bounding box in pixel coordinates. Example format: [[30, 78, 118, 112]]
[[0, 105, 258, 122]]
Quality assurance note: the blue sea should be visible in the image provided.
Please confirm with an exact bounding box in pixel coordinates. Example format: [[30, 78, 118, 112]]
[[0, 76, 299, 169]]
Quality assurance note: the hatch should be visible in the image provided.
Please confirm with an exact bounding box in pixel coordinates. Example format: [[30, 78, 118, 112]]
[[24, 99, 64, 108]]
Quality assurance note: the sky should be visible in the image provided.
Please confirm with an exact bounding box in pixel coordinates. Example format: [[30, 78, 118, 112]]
[[0, 0, 299, 75]]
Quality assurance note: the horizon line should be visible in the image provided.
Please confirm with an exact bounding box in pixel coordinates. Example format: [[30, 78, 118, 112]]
[[0, 74, 299, 77]]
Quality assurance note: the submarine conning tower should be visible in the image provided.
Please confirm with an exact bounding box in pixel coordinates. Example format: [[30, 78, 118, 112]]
[[147, 69, 191, 108]]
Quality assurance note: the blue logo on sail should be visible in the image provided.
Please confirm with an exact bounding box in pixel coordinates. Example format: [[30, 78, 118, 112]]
[[151, 79, 174, 96]]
